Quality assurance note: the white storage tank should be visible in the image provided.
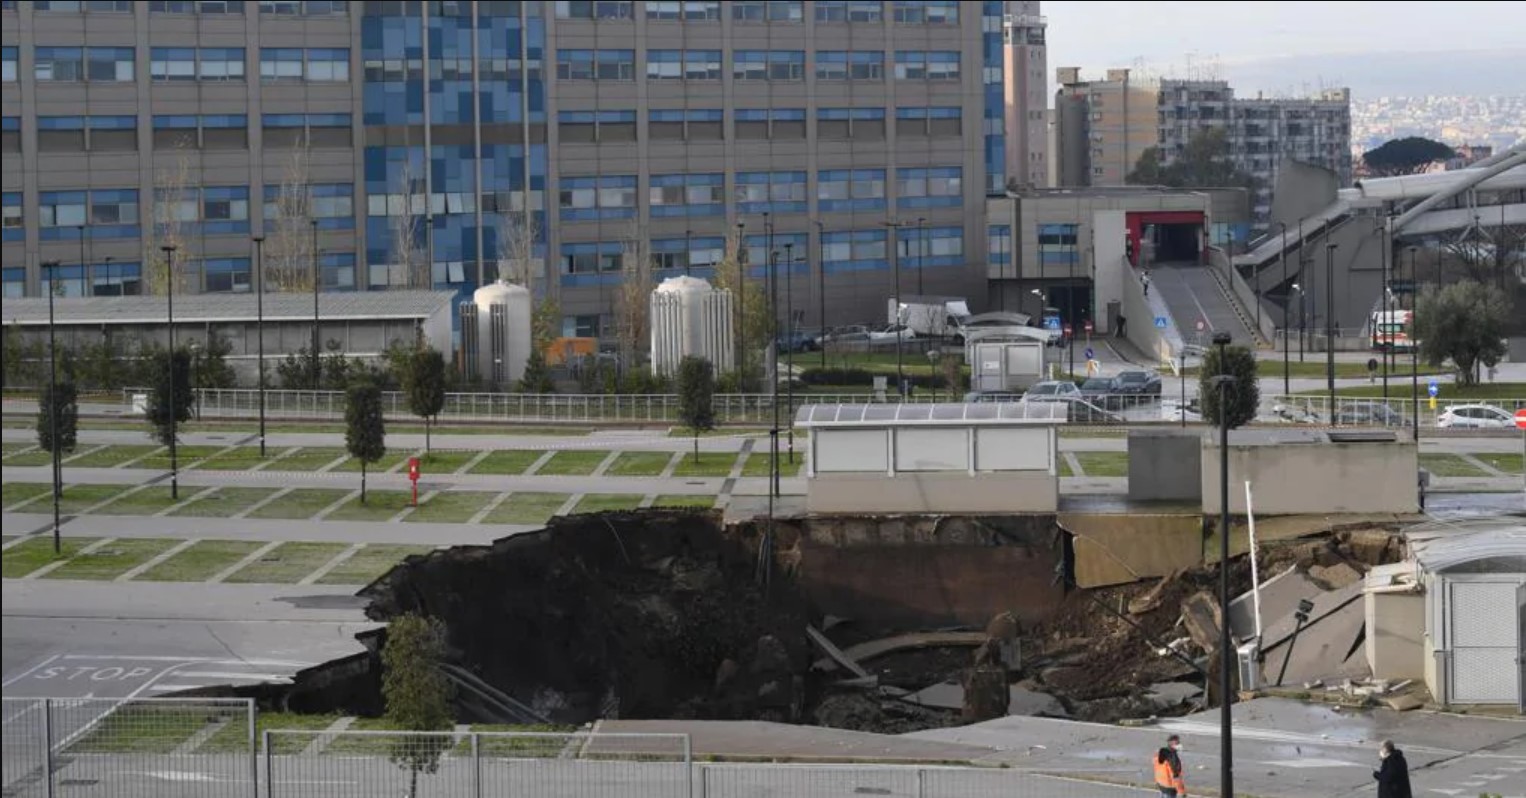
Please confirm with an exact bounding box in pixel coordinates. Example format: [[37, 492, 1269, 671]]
[[469, 280, 532, 385], [649, 275, 735, 377]]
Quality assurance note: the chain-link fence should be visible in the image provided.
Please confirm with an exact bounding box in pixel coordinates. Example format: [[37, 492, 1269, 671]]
[[263, 729, 691, 798], [694, 763, 1141, 797], [1, 697, 255, 798]]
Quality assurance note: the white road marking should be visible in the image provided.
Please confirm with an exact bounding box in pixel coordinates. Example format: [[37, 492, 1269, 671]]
[[0, 653, 61, 688]]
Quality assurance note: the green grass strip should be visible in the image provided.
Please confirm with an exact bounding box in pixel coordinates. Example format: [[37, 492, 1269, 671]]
[[265, 447, 349, 471], [125, 445, 228, 470], [467, 450, 542, 475], [325, 491, 414, 522], [223, 541, 349, 584], [170, 487, 281, 518], [741, 452, 804, 478], [316, 544, 435, 586], [43, 538, 178, 580], [536, 450, 610, 475], [2, 537, 100, 579], [650, 494, 716, 509], [404, 491, 497, 524], [605, 451, 675, 477], [1418, 453, 1487, 477], [669, 452, 738, 477], [572, 493, 644, 514], [246, 488, 352, 520], [92, 487, 188, 516], [481, 492, 568, 525], [332, 449, 414, 473], [1074, 451, 1129, 478], [136, 539, 264, 582], [65, 445, 163, 468], [2, 482, 52, 510]]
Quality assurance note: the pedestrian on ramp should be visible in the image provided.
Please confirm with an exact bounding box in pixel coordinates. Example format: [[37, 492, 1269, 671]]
[[1153, 733, 1187, 796]]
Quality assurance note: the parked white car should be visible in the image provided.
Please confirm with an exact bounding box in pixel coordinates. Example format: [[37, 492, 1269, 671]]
[[1021, 380, 1082, 402], [867, 324, 917, 343], [1435, 404, 1515, 429]]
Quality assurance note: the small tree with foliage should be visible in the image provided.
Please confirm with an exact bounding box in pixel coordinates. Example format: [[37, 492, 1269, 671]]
[[145, 349, 194, 446], [36, 380, 79, 456], [344, 378, 386, 502], [382, 613, 453, 798], [1198, 344, 1259, 428], [402, 348, 447, 452], [1414, 280, 1511, 386], [516, 349, 556, 393], [676, 356, 716, 462], [1362, 137, 1456, 177]]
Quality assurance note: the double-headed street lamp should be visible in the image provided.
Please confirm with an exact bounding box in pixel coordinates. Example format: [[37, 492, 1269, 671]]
[[252, 235, 267, 457], [1208, 329, 1236, 798], [1324, 243, 1338, 410], [161, 244, 180, 500], [42, 260, 63, 553], [883, 219, 905, 396]]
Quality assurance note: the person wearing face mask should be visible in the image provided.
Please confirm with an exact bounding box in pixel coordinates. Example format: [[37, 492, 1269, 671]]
[[1373, 739, 1412, 798], [1153, 734, 1187, 796]]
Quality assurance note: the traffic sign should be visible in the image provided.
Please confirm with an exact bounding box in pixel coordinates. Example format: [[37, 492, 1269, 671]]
[[1154, 316, 1167, 329], [1083, 320, 1094, 334], [1195, 320, 1206, 332], [1084, 346, 1095, 360], [1427, 380, 1439, 398], [1515, 408, 1526, 430], [1044, 317, 1061, 330]]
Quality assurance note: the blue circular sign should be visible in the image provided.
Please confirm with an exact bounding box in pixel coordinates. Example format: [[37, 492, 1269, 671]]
[[1427, 381, 1439, 397], [1084, 347, 1095, 360]]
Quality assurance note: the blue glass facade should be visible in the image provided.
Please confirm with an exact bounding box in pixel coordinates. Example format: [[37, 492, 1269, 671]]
[[982, 0, 1005, 192]]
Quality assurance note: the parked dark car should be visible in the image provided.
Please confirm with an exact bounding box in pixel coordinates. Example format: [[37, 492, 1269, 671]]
[[1112, 370, 1162, 407], [1332, 401, 1409, 427], [775, 330, 818, 353], [1078, 377, 1121, 408]]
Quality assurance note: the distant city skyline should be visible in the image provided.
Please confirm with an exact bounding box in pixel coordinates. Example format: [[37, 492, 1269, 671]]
[[1043, 1, 1526, 99]]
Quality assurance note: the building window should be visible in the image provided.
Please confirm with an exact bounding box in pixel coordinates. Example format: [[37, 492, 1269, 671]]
[[262, 183, 354, 231], [1, 47, 15, 82], [821, 229, 887, 273], [1038, 223, 1079, 264], [200, 48, 247, 80], [733, 50, 804, 81], [740, 232, 806, 273], [202, 186, 251, 235], [259, 0, 344, 14], [816, 0, 881, 22], [987, 224, 1011, 268], [818, 169, 886, 212], [649, 173, 724, 218], [201, 257, 251, 293], [85, 47, 135, 81], [893, 0, 957, 23], [650, 236, 725, 272], [731, 1, 802, 22], [92, 261, 142, 296], [558, 175, 637, 221], [559, 242, 624, 287], [556, 49, 635, 81], [261, 113, 351, 148], [306, 49, 349, 81], [734, 108, 805, 140], [260, 48, 348, 82], [562, 314, 602, 338], [317, 252, 356, 290], [41, 264, 89, 298], [896, 167, 962, 209], [259, 48, 304, 81], [646, 49, 722, 81], [1, 267, 23, 299], [151, 48, 197, 81], [648, 109, 723, 141], [817, 107, 886, 140], [87, 115, 138, 151], [35, 47, 84, 82], [897, 225, 963, 267], [557, 110, 636, 143], [37, 189, 140, 239], [894, 50, 960, 80], [554, 0, 633, 18], [815, 51, 884, 81], [645, 1, 719, 20], [201, 114, 249, 149], [37, 116, 86, 152], [1, 192, 22, 242], [39, 191, 88, 236], [735, 171, 808, 214], [153, 115, 200, 149], [0, 116, 16, 153], [150, 1, 247, 13]]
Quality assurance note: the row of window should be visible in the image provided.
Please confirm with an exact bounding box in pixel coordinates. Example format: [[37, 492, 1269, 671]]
[[1, 113, 352, 153], [4, 47, 350, 84], [559, 105, 963, 143], [4, 1, 344, 16], [556, 49, 961, 81], [557, 225, 965, 282], [558, 1, 961, 24], [554, 168, 960, 219], [4, 184, 355, 242]]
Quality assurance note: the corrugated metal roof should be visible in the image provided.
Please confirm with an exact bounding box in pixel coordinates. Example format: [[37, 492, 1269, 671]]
[[1, 290, 457, 326], [794, 402, 1066, 427], [1407, 516, 1526, 573]]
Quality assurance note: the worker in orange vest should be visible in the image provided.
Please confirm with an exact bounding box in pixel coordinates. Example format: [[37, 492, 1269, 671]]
[[1153, 733, 1187, 796]]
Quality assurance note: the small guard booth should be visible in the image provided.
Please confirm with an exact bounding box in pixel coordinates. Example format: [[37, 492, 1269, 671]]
[[794, 402, 1065, 514]]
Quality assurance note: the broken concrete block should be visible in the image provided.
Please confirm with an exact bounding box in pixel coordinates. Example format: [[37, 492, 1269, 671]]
[[1309, 562, 1363, 590], [1008, 686, 1067, 718], [962, 666, 1009, 722], [904, 680, 964, 711], [1181, 591, 1223, 653], [1382, 694, 1423, 712]]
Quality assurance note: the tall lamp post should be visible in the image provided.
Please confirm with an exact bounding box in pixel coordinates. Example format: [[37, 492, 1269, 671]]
[[161, 244, 180, 500], [252, 235, 267, 457], [1381, 217, 1391, 403], [915, 217, 926, 296], [42, 261, 63, 553], [1277, 221, 1289, 395], [1324, 243, 1337, 410], [735, 221, 746, 382], [814, 219, 826, 370], [310, 220, 320, 388], [883, 220, 905, 396], [1408, 246, 1419, 439], [768, 247, 780, 499], [784, 241, 796, 465], [1208, 329, 1236, 798]]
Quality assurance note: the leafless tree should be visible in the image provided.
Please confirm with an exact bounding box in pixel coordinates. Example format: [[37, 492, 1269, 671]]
[[147, 146, 194, 295], [711, 231, 770, 384], [266, 143, 315, 292], [615, 226, 653, 368], [390, 157, 430, 289], [493, 208, 540, 290]]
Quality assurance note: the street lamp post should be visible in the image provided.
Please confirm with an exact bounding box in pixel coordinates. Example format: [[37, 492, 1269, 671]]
[[1278, 222, 1289, 395], [1408, 246, 1419, 439], [884, 220, 904, 397], [252, 236, 267, 457], [1209, 329, 1236, 798], [43, 260, 63, 553], [784, 241, 796, 465], [1324, 243, 1337, 410], [310, 220, 320, 388], [161, 244, 180, 500], [188, 340, 201, 421], [1381, 217, 1390, 403], [768, 247, 780, 499], [735, 221, 746, 382], [815, 220, 826, 370], [915, 217, 925, 296]]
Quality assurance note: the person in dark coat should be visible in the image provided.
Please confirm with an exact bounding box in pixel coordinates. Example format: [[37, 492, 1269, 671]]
[[1373, 739, 1412, 798]]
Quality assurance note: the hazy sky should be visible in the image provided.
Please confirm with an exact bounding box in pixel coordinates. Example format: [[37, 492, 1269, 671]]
[[1042, 1, 1526, 97]]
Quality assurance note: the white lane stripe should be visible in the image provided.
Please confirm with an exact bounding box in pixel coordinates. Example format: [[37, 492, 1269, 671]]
[[1, 653, 61, 688], [146, 684, 203, 693], [172, 671, 294, 682], [58, 654, 309, 667]]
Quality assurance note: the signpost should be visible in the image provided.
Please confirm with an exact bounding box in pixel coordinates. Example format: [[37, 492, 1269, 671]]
[[408, 457, 421, 506], [1154, 316, 1167, 329], [1516, 409, 1526, 494], [1427, 379, 1438, 411]]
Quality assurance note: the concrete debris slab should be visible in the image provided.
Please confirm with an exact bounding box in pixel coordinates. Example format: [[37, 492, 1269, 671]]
[[1260, 580, 1365, 653], [1381, 694, 1423, 711], [811, 631, 989, 673], [1309, 561, 1363, 590], [903, 681, 964, 711], [1180, 591, 1223, 653], [1228, 565, 1323, 641], [806, 625, 871, 679], [1145, 682, 1205, 706], [1007, 686, 1068, 717], [1260, 596, 1370, 687]]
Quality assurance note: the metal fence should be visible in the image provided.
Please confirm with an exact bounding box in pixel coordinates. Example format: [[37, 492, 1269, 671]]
[[1259, 393, 1526, 430], [1, 696, 255, 798]]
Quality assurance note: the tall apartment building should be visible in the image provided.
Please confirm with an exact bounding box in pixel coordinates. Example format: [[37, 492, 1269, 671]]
[[1054, 68, 1352, 224], [1001, 0, 1045, 188], [1052, 67, 1156, 187], [1, 0, 1014, 337]]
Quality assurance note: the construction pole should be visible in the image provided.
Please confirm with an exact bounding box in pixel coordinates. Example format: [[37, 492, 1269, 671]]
[[784, 241, 796, 465], [1325, 243, 1337, 411], [253, 236, 267, 457], [161, 245, 180, 500], [44, 261, 61, 553]]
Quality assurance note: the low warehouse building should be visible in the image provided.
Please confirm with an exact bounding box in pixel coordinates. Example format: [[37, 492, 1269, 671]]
[[794, 402, 1064, 514]]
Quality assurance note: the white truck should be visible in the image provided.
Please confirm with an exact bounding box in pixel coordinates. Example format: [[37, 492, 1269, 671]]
[[889, 296, 971, 339]]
